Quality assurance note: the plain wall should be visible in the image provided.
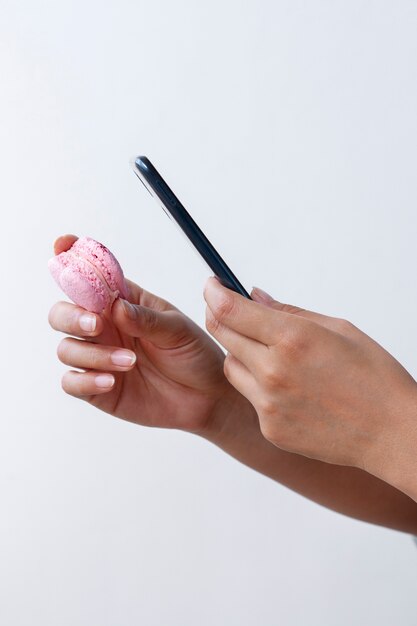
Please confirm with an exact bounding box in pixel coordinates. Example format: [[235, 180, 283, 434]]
[[0, 1, 416, 624]]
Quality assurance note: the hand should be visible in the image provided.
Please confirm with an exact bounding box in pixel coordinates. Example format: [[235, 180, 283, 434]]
[[48, 235, 245, 434], [203, 278, 417, 495]]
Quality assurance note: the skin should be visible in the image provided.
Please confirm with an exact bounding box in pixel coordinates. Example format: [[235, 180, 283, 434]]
[[203, 277, 417, 504], [49, 235, 230, 434], [49, 235, 417, 533]]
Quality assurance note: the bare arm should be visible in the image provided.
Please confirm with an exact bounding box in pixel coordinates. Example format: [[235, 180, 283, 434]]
[[203, 278, 417, 520], [49, 235, 417, 535], [204, 392, 417, 534]]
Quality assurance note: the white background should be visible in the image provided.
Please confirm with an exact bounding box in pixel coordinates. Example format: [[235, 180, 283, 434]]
[[1, 1, 416, 624]]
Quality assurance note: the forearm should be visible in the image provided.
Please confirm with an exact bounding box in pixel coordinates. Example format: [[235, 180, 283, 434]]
[[363, 393, 417, 505], [203, 392, 417, 534]]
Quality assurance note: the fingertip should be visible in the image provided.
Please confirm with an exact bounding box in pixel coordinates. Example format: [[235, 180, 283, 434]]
[[121, 298, 138, 320], [61, 370, 116, 398], [203, 276, 212, 295], [53, 234, 78, 255], [205, 275, 221, 287], [203, 276, 222, 299]]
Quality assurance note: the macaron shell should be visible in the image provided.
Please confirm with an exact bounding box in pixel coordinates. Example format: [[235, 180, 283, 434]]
[[71, 237, 128, 299], [48, 251, 113, 313], [59, 265, 109, 313]]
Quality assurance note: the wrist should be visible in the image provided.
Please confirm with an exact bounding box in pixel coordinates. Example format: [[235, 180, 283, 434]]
[[363, 384, 417, 502], [197, 384, 259, 445]]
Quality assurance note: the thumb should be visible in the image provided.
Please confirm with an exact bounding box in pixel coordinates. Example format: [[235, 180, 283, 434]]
[[251, 286, 342, 332], [112, 298, 191, 349]]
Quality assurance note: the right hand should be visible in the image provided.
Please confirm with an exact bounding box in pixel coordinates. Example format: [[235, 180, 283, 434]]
[[48, 235, 244, 433]]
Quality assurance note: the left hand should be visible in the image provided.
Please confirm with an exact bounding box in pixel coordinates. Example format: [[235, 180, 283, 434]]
[[48, 235, 246, 436], [203, 277, 417, 487]]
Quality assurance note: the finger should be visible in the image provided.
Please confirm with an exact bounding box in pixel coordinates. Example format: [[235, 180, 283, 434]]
[[123, 278, 178, 312], [57, 337, 136, 371], [222, 353, 258, 404], [205, 306, 265, 371], [61, 370, 115, 398], [251, 287, 307, 315], [204, 277, 293, 344], [53, 234, 78, 255], [112, 298, 192, 349], [48, 301, 104, 338], [251, 287, 354, 334]]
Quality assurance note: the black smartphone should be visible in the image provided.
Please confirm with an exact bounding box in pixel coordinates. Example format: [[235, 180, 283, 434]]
[[131, 156, 251, 299]]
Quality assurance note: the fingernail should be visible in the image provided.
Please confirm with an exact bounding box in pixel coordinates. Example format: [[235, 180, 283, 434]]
[[95, 374, 115, 388], [120, 299, 137, 320], [79, 313, 96, 332], [110, 350, 136, 367], [251, 287, 274, 304]]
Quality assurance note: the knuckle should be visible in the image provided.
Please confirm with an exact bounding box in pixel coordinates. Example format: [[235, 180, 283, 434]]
[[280, 324, 308, 357], [258, 413, 278, 443], [57, 338, 70, 363], [257, 397, 277, 419], [258, 409, 287, 446], [223, 354, 234, 380], [61, 373, 71, 395], [85, 346, 103, 369], [48, 303, 60, 329], [205, 312, 221, 336], [143, 308, 159, 333], [259, 419, 286, 447], [169, 311, 189, 342], [334, 318, 356, 334], [260, 362, 281, 388], [213, 293, 236, 320]]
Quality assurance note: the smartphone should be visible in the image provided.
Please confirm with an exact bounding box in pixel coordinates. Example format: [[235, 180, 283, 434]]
[[131, 156, 251, 299]]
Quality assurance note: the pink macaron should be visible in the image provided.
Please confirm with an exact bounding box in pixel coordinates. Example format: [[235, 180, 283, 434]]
[[48, 237, 129, 313]]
